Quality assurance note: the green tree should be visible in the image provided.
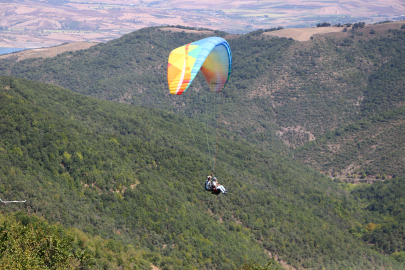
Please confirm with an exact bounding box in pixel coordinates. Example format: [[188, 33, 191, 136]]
[[0, 218, 92, 269], [235, 259, 282, 270], [391, 251, 405, 263]]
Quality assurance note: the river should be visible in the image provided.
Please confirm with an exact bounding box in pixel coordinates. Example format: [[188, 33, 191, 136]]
[[0, 47, 25, 56]]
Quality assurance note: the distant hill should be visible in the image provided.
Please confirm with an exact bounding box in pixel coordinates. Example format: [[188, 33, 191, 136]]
[[1, 76, 403, 269], [266, 22, 405, 148], [263, 21, 405, 41]]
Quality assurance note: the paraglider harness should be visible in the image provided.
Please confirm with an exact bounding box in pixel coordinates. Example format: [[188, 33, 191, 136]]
[[205, 176, 221, 195]]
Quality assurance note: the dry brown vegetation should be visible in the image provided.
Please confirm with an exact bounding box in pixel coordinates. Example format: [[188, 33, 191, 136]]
[[159, 27, 213, 35], [0, 42, 97, 61], [263, 26, 344, 41]]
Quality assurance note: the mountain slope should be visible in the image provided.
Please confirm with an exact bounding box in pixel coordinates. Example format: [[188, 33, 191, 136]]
[[293, 107, 405, 179], [352, 176, 405, 264], [0, 27, 295, 153], [1, 76, 403, 269], [0, 211, 152, 270], [266, 24, 405, 147]]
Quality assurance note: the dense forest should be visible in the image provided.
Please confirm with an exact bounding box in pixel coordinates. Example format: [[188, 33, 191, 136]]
[[352, 176, 405, 264], [1, 76, 404, 269], [0, 210, 280, 270], [293, 106, 405, 179], [0, 211, 154, 269]]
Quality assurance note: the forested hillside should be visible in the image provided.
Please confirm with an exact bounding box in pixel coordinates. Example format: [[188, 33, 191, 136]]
[[0, 211, 153, 269], [352, 176, 405, 264], [0, 27, 293, 154], [293, 106, 405, 179], [268, 23, 405, 147], [1, 76, 403, 269]]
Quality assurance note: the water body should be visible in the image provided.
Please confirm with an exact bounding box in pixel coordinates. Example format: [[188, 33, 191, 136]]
[[0, 47, 25, 56]]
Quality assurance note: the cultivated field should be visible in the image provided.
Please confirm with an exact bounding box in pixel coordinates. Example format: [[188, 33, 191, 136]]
[[0, 0, 404, 48]]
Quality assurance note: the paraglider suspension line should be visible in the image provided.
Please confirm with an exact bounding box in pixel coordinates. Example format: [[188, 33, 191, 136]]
[[213, 90, 225, 173], [205, 94, 212, 169], [203, 89, 225, 173]]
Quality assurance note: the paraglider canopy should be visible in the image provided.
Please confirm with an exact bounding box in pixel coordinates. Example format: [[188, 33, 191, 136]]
[[167, 37, 232, 95]]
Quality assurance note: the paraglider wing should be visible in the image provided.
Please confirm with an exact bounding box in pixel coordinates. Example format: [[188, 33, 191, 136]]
[[167, 37, 232, 95]]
